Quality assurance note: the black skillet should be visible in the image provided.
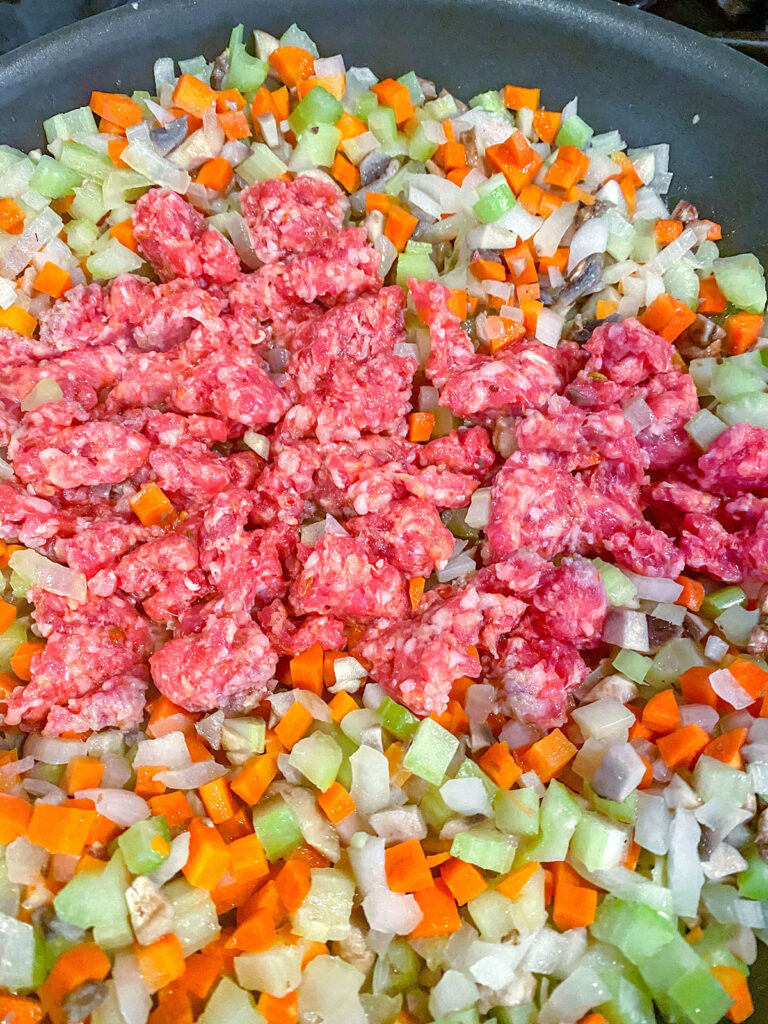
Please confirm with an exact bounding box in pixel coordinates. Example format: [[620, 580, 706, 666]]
[[0, 0, 767, 1014]]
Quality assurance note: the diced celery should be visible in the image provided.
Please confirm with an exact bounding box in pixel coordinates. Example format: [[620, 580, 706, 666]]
[[64, 217, 100, 257], [489, 1005, 537, 1024], [450, 828, 516, 873], [102, 168, 150, 210], [131, 90, 153, 117], [408, 123, 438, 162], [685, 408, 729, 451], [693, 755, 751, 806], [238, 144, 287, 184], [701, 585, 746, 619], [28, 155, 81, 198], [86, 238, 143, 280], [289, 87, 343, 135], [376, 697, 419, 740], [403, 718, 459, 786], [667, 963, 733, 1024], [470, 90, 505, 114], [456, 759, 499, 802], [368, 106, 398, 144], [164, 877, 220, 955], [0, 912, 35, 990], [690, 356, 717, 395], [396, 251, 438, 286], [0, 620, 27, 673], [397, 71, 425, 106], [383, 160, 413, 196], [494, 787, 540, 836], [571, 812, 629, 871], [715, 604, 759, 647], [528, 780, 581, 862], [253, 798, 303, 860], [117, 815, 170, 874], [289, 732, 342, 791], [632, 220, 659, 263], [289, 125, 341, 170], [612, 648, 652, 684], [225, 25, 268, 92], [714, 253, 767, 314], [473, 176, 516, 224], [738, 849, 768, 900], [584, 781, 638, 825], [372, 938, 421, 995], [197, 977, 262, 1024], [59, 140, 114, 183], [664, 259, 699, 310], [556, 114, 594, 149], [43, 105, 98, 143], [709, 361, 763, 403], [292, 867, 355, 941], [356, 92, 379, 122], [54, 851, 131, 949], [432, 1012, 480, 1024], [590, 896, 677, 965], [71, 180, 106, 221], [420, 785, 454, 831], [645, 637, 709, 687], [424, 94, 459, 120], [440, 507, 480, 540], [279, 22, 319, 56], [467, 888, 516, 942], [221, 717, 266, 757], [593, 558, 638, 607], [719, 392, 768, 429], [178, 54, 211, 82]]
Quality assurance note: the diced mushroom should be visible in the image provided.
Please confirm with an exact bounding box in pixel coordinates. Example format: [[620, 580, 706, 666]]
[[758, 809, 768, 861], [418, 76, 438, 101], [582, 673, 638, 705], [676, 313, 725, 360], [62, 981, 108, 1024], [211, 51, 231, 91], [126, 875, 175, 946], [331, 922, 376, 976], [460, 127, 480, 169]]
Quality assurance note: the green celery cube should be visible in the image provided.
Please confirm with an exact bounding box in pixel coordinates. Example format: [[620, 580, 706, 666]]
[[376, 697, 419, 740], [494, 788, 540, 836], [403, 718, 459, 785], [737, 851, 768, 900], [420, 785, 454, 831], [555, 114, 594, 148], [591, 896, 677, 965], [613, 648, 653, 684], [450, 828, 516, 873], [456, 759, 499, 802], [253, 799, 303, 861], [667, 966, 734, 1024], [117, 815, 170, 874]]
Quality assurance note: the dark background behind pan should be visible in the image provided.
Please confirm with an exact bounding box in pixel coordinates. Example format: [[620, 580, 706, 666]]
[[0, 0, 767, 1013]]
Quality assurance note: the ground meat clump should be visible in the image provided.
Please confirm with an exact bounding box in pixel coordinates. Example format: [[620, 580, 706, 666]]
[[0, 184, 732, 734]]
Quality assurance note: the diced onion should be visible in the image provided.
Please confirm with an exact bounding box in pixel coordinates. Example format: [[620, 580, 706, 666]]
[[440, 777, 491, 816], [19, 378, 63, 412], [362, 887, 423, 934], [533, 201, 578, 258], [709, 668, 753, 711], [134, 732, 191, 769], [155, 761, 227, 789], [567, 217, 608, 274], [465, 487, 491, 529], [602, 609, 650, 651], [9, 548, 86, 604], [76, 788, 150, 827], [535, 307, 564, 348], [113, 950, 152, 1024], [649, 225, 698, 275], [622, 571, 682, 603], [622, 396, 654, 435], [704, 634, 729, 662], [243, 430, 270, 458]]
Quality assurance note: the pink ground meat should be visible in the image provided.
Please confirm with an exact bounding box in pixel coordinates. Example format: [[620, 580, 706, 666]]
[[1, 183, 744, 733]]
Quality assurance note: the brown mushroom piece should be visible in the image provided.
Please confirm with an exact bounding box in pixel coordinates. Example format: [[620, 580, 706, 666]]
[[541, 252, 605, 308], [675, 313, 726, 360]]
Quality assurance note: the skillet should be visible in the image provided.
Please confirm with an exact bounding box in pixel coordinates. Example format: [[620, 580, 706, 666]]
[[0, 0, 767, 1014]]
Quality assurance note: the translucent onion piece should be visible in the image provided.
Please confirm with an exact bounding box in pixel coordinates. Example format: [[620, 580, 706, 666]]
[[9, 548, 86, 604], [20, 378, 64, 412]]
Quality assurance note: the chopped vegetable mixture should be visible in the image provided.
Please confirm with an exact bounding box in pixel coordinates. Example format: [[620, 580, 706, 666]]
[[0, 19, 766, 1024]]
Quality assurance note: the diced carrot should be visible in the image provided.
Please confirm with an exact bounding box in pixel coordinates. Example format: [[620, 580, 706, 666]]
[[437, 141, 466, 171], [431, 699, 469, 736], [148, 984, 194, 1024], [372, 78, 414, 124], [487, 317, 526, 355], [107, 137, 130, 167], [385, 205, 419, 252], [289, 643, 324, 695], [274, 702, 313, 751], [129, 482, 177, 527], [183, 940, 231, 999], [330, 152, 360, 193], [231, 752, 279, 805], [365, 191, 395, 216], [520, 298, 542, 334], [218, 109, 251, 142], [675, 574, 705, 612], [697, 274, 728, 315], [135, 765, 166, 798], [552, 861, 598, 930], [408, 575, 425, 610], [0, 198, 26, 235], [654, 219, 684, 245], [0, 306, 37, 337], [182, 819, 230, 891], [89, 91, 143, 128], [579, 1015, 608, 1024], [385, 838, 434, 893], [545, 146, 589, 190], [410, 880, 462, 937], [725, 312, 764, 356], [596, 299, 618, 319], [407, 411, 435, 443], [504, 85, 540, 110], [199, 776, 237, 824], [533, 108, 560, 144], [290, 844, 330, 869], [516, 281, 541, 303], [258, 991, 299, 1024], [98, 116, 126, 136], [109, 218, 139, 252], [40, 943, 110, 1024], [172, 74, 216, 119], [641, 689, 681, 735], [470, 256, 506, 282], [730, 659, 768, 699], [218, 804, 254, 843], [701, 220, 722, 241], [227, 906, 277, 952], [680, 665, 718, 707], [564, 186, 593, 206], [0, 793, 32, 844], [0, 995, 43, 1024], [196, 156, 234, 192], [148, 791, 194, 829], [520, 728, 577, 783], [640, 293, 696, 342], [10, 640, 44, 681], [63, 756, 105, 796], [496, 861, 541, 901], [478, 741, 523, 789], [317, 781, 355, 824], [537, 247, 569, 274], [0, 598, 16, 635], [136, 933, 186, 993], [336, 111, 366, 141], [440, 857, 487, 905], [623, 838, 642, 870], [33, 261, 72, 299], [275, 858, 312, 914], [710, 964, 753, 1024], [327, 691, 358, 724], [269, 47, 316, 88], [703, 728, 747, 769], [657, 723, 711, 770]]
